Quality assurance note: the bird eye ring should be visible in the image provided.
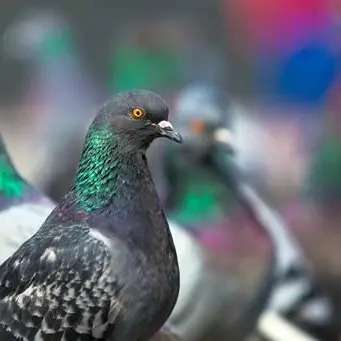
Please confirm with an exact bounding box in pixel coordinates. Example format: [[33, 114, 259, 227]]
[[132, 107, 146, 119]]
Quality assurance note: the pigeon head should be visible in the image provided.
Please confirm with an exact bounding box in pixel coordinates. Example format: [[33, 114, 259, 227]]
[[169, 83, 230, 163], [92, 90, 182, 150], [73, 91, 182, 211]]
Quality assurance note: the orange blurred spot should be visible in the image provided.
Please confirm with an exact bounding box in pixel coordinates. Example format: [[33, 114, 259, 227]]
[[190, 119, 205, 134]]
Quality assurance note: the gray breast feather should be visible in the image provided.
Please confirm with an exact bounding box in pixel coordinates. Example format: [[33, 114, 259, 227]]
[[0, 224, 123, 340]]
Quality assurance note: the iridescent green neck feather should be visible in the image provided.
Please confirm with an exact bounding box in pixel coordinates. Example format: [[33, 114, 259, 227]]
[[0, 154, 23, 198], [73, 124, 122, 212]]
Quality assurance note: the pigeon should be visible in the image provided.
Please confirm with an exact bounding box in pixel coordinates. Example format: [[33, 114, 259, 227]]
[[0, 135, 53, 263], [164, 83, 233, 228], [3, 8, 101, 199], [0, 90, 182, 341], [212, 129, 339, 341]]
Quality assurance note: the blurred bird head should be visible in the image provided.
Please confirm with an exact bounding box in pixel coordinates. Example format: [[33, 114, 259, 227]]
[[3, 8, 71, 61], [171, 83, 232, 161]]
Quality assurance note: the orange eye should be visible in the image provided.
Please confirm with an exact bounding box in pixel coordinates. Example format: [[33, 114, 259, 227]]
[[132, 107, 146, 119]]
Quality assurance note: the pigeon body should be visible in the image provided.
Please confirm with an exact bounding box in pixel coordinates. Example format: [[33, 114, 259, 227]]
[[0, 90, 181, 341], [0, 137, 53, 263]]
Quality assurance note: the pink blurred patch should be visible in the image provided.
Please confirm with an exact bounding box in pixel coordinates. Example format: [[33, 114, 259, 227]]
[[224, 0, 330, 52], [196, 214, 269, 255]]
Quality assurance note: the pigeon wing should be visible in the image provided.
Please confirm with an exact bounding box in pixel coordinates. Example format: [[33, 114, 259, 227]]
[[0, 222, 123, 341]]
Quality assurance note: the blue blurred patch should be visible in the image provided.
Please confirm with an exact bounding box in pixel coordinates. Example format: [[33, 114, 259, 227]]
[[275, 43, 337, 104], [254, 41, 340, 106]]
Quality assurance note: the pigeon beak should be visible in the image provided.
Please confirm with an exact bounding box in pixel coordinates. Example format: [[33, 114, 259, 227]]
[[157, 121, 183, 143], [213, 128, 235, 153]]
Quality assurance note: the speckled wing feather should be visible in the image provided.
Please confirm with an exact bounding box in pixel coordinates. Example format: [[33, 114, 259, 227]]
[[0, 222, 123, 341]]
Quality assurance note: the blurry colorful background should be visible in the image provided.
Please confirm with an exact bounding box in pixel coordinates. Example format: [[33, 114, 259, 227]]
[[1, 1, 341, 340]]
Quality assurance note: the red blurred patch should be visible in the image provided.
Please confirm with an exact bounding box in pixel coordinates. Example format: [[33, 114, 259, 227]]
[[222, 0, 330, 51]]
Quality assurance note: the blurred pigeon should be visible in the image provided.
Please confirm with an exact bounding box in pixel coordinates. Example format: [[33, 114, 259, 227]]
[[3, 8, 101, 197], [164, 84, 276, 341], [164, 83, 234, 228], [0, 90, 182, 341], [0, 135, 53, 263], [212, 133, 339, 341], [165, 83, 338, 340]]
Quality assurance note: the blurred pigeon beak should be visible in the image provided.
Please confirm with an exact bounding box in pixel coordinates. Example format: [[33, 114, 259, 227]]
[[157, 121, 183, 143], [213, 128, 235, 152]]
